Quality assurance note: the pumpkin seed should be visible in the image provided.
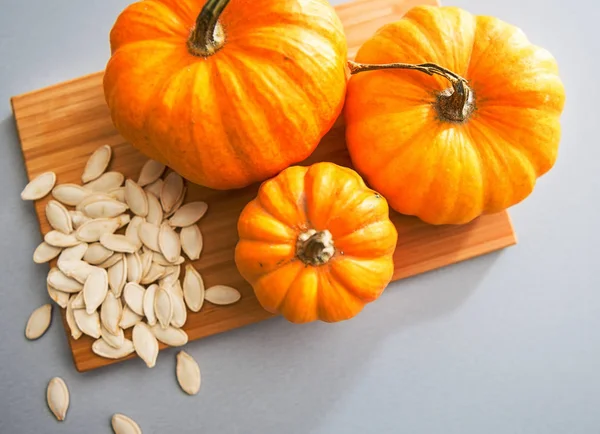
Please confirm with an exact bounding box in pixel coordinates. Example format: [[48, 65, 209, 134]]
[[152, 251, 185, 266], [108, 186, 127, 203], [100, 292, 122, 335], [82, 144, 112, 183], [160, 265, 181, 287], [45, 200, 73, 234], [143, 284, 158, 326], [82, 199, 128, 219], [164, 186, 187, 218], [141, 262, 166, 285], [33, 241, 62, 264], [21, 172, 56, 200], [205, 285, 241, 305], [47, 267, 83, 293], [183, 265, 205, 312], [176, 351, 201, 395], [93, 338, 134, 360], [76, 218, 120, 242], [114, 213, 131, 229], [112, 413, 142, 434], [47, 283, 70, 308], [119, 306, 142, 329], [181, 225, 203, 260], [69, 210, 92, 229], [52, 184, 91, 206], [139, 221, 160, 252], [73, 308, 101, 338], [140, 249, 154, 278], [58, 243, 88, 264], [108, 257, 127, 297], [98, 252, 123, 269], [124, 179, 149, 217], [83, 171, 124, 192], [100, 324, 125, 349], [46, 377, 69, 421], [25, 304, 52, 340], [123, 282, 145, 316], [132, 322, 159, 368], [83, 268, 108, 314], [70, 291, 85, 310], [76, 193, 116, 211], [66, 299, 82, 339], [100, 233, 137, 253], [126, 252, 142, 284], [146, 190, 163, 225], [160, 172, 184, 212], [144, 178, 163, 197], [154, 286, 173, 329], [58, 259, 97, 284], [159, 222, 181, 263], [150, 324, 188, 347], [169, 201, 208, 227], [125, 216, 145, 250], [44, 231, 80, 248], [167, 284, 187, 328], [138, 159, 165, 187], [83, 242, 114, 265]]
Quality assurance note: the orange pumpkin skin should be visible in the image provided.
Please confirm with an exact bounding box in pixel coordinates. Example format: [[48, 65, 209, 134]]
[[103, 0, 348, 190], [344, 6, 566, 225], [234, 162, 398, 324]]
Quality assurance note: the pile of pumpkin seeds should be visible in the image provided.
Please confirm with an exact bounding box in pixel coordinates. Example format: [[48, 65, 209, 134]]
[[21, 144, 241, 431]]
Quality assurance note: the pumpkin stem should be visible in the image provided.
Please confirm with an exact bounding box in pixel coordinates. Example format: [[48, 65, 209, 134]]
[[296, 229, 335, 266], [347, 60, 475, 123], [188, 0, 230, 57]]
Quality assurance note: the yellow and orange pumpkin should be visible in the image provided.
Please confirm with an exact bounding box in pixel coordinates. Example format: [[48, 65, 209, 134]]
[[344, 5, 566, 225], [103, 0, 348, 190], [234, 162, 398, 323]]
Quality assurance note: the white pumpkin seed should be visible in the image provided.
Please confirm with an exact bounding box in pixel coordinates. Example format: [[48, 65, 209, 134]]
[[47, 283, 70, 308], [123, 282, 145, 315], [98, 252, 123, 269], [83, 171, 124, 192], [119, 306, 142, 329], [44, 231, 80, 248], [21, 172, 56, 200], [126, 252, 142, 284], [93, 338, 134, 359], [83, 242, 114, 265], [140, 249, 154, 278], [25, 304, 52, 340], [58, 259, 97, 284], [164, 186, 187, 218], [66, 300, 82, 339], [76, 193, 115, 211], [47, 267, 83, 293], [73, 308, 101, 338], [125, 216, 144, 250], [82, 144, 112, 183], [176, 351, 201, 395], [151, 324, 188, 347], [160, 265, 181, 287], [108, 186, 126, 203], [169, 202, 208, 227], [33, 241, 62, 264], [154, 287, 173, 329], [183, 265, 205, 312], [108, 257, 127, 297], [70, 292, 85, 310], [138, 159, 165, 187], [160, 172, 184, 212], [181, 225, 203, 261], [139, 221, 160, 252], [167, 284, 187, 328], [205, 285, 241, 305], [159, 222, 181, 263], [152, 251, 184, 266], [45, 200, 73, 234], [146, 190, 163, 225], [83, 268, 108, 314], [114, 213, 131, 229], [101, 291, 122, 335], [82, 199, 128, 219], [46, 377, 69, 421], [141, 262, 166, 285], [69, 211, 91, 229], [132, 322, 159, 368], [100, 233, 137, 253], [100, 324, 125, 349], [58, 243, 88, 264], [53, 184, 91, 206], [125, 179, 148, 217], [144, 178, 163, 197], [112, 413, 142, 434], [76, 218, 120, 242], [143, 284, 158, 326]]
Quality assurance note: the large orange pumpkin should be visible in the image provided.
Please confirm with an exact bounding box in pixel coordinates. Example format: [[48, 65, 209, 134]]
[[234, 162, 398, 323], [344, 5, 566, 225], [103, 0, 348, 190]]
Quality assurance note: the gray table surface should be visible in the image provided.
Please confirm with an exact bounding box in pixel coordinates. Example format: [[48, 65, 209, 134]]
[[1, 0, 598, 433]]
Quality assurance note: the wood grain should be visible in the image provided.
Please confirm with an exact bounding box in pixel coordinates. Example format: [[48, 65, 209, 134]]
[[11, 0, 516, 373]]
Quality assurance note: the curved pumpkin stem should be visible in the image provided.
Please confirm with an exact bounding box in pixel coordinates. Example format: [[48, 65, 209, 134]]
[[347, 60, 475, 123], [188, 0, 231, 57]]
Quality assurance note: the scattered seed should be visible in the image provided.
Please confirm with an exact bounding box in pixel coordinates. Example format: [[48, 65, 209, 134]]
[[167, 284, 187, 328], [82, 144, 112, 183], [97, 252, 123, 269], [132, 322, 159, 368], [44, 231, 80, 248], [183, 265, 205, 312], [83, 268, 108, 314], [154, 287, 173, 329], [205, 285, 242, 305], [160, 265, 181, 287], [126, 252, 142, 284], [138, 159, 165, 187], [143, 284, 158, 326], [76, 218, 120, 242], [124, 179, 149, 217], [151, 324, 188, 347], [52, 184, 91, 206], [140, 249, 154, 278], [108, 186, 126, 203], [93, 338, 134, 360], [119, 306, 143, 329], [146, 190, 163, 225], [21, 172, 56, 200], [164, 186, 187, 218], [144, 178, 163, 198], [66, 300, 82, 339], [100, 292, 123, 335], [100, 324, 125, 349], [139, 221, 160, 252], [46, 377, 69, 421], [125, 216, 144, 250], [152, 251, 184, 266], [58, 243, 88, 264], [58, 259, 97, 284], [82, 199, 129, 219], [111, 413, 142, 434], [25, 304, 52, 340], [141, 262, 166, 285], [33, 241, 62, 264], [181, 225, 203, 261], [83, 171, 124, 192], [76, 193, 116, 211], [100, 233, 137, 253], [83, 242, 114, 265], [69, 210, 92, 229], [160, 172, 184, 213], [159, 222, 181, 263], [169, 202, 208, 227], [70, 292, 85, 310], [114, 213, 131, 229], [47, 267, 83, 293], [47, 283, 70, 308], [108, 257, 127, 297], [123, 282, 145, 316], [73, 308, 101, 339], [176, 351, 201, 395], [45, 200, 73, 234]]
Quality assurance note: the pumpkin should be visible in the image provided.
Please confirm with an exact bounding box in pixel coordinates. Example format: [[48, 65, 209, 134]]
[[234, 162, 398, 323], [103, 0, 348, 190], [344, 5, 566, 225]]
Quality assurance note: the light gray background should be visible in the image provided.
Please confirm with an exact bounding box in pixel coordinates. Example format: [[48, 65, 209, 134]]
[[0, 0, 598, 433]]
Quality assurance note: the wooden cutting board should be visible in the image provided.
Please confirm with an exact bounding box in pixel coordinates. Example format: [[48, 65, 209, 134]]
[[11, 0, 516, 373]]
